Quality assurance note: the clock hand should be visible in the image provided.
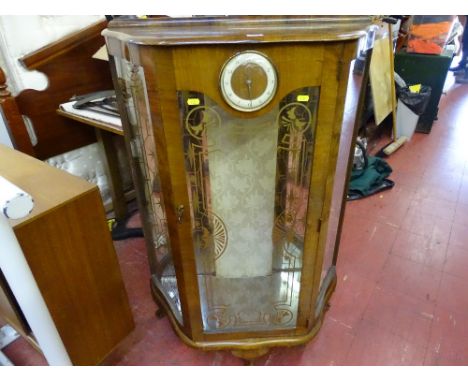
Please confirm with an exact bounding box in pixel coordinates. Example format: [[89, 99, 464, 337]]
[[246, 78, 253, 107]]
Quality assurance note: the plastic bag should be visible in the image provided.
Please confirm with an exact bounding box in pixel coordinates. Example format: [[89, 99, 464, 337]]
[[396, 85, 432, 115]]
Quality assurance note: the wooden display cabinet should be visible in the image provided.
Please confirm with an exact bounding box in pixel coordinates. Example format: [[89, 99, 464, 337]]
[[103, 16, 370, 359], [0, 144, 134, 365]]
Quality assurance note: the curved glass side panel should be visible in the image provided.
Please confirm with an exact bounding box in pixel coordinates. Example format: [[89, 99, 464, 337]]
[[317, 61, 361, 316], [178, 88, 319, 333], [115, 58, 182, 323]]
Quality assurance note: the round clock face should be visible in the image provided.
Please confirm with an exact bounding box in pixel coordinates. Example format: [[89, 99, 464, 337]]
[[220, 51, 278, 112]]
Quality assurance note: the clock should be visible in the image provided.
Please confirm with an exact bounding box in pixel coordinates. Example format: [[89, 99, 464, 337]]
[[219, 51, 278, 112]]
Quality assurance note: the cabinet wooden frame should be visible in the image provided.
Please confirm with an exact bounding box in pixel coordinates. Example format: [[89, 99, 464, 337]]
[[104, 16, 370, 357]]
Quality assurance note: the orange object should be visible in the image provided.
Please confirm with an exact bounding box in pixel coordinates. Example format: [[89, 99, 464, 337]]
[[408, 38, 445, 54], [407, 20, 454, 54], [410, 21, 453, 40]]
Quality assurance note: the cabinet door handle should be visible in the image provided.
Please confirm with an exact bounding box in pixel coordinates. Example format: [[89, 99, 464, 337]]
[[176, 205, 185, 223]]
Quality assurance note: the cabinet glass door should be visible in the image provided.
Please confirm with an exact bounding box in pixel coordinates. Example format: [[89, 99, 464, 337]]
[[114, 58, 183, 323], [178, 87, 319, 333]]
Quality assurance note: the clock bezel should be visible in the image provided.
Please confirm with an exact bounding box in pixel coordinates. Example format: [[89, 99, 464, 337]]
[[219, 50, 278, 112]]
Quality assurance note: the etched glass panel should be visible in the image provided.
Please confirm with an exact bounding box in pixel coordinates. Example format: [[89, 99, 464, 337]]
[[115, 58, 182, 323], [179, 88, 319, 332]]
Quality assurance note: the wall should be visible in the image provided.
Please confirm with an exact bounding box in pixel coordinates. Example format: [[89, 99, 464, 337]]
[[0, 43, 13, 147]]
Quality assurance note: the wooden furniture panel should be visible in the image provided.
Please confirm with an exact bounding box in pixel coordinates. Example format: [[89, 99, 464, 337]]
[[1, 21, 137, 225], [0, 144, 134, 365], [0, 68, 35, 156], [4, 20, 114, 160]]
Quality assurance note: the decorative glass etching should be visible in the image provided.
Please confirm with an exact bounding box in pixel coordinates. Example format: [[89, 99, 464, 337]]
[[179, 88, 319, 332], [115, 58, 182, 323]]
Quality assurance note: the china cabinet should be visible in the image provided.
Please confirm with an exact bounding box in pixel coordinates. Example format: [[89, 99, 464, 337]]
[[103, 15, 370, 359]]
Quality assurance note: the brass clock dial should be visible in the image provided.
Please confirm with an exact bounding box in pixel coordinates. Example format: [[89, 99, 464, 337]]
[[220, 51, 278, 112]]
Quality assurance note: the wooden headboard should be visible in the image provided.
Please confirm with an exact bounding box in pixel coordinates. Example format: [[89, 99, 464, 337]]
[[0, 19, 113, 160]]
